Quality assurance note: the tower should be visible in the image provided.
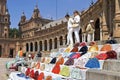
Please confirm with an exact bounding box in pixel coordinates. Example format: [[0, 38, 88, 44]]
[[0, 0, 10, 38], [32, 5, 41, 18], [20, 12, 26, 23]]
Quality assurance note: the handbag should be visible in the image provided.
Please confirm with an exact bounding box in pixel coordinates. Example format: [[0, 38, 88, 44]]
[[72, 23, 79, 28]]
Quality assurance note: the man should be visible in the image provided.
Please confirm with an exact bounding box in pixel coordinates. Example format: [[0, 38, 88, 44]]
[[86, 20, 95, 42], [65, 14, 74, 45], [73, 10, 80, 43]]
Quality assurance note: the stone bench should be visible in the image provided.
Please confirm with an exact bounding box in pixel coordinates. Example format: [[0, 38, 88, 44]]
[[103, 60, 120, 72], [86, 69, 120, 80]]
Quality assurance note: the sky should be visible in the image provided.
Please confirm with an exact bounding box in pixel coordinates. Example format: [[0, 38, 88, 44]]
[[7, 0, 97, 28]]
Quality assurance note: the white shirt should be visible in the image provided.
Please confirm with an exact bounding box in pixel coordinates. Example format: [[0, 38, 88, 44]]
[[67, 18, 74, 29], [74, 15, 80, 24]]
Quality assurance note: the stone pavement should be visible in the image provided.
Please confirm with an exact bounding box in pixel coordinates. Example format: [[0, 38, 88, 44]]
[[0, 58, 14, 80]]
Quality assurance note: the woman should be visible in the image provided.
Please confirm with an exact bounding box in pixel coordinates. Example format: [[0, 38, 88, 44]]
[[73, 10, 80, 43], [65, 14, 74, 45]]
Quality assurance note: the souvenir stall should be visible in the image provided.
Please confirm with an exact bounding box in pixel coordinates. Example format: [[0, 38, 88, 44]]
[[7, 42, 118, 80]]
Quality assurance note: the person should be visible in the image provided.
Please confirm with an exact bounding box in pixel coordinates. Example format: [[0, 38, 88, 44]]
[[72, 10, 80, 43], [86, 20, 95, 42], [17, 47, 23, 58], [65, 14, 74, 45], [106, 33, 117, 44]]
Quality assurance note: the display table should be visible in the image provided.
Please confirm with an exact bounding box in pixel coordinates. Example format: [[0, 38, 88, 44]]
[[8, 72, 33, 80]]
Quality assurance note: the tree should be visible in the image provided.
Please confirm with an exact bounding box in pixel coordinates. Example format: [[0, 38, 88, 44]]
[[9, 28, 20, 38]]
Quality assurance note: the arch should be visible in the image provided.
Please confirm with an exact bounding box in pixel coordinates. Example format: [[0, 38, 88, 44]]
[[39, 41, 42, 51], [79, 29, 82, 42], [35, 42, 38, 51], [94, 18, 100, 41], [54, 38, 57, 49], [9, 48, 14, 58], [44, 40, 47, 51], [30, 42, 33, 52], [49, 39, 52, 51], [0, 45, 2, 57], [26, 43, 29, 52], [59, 36, 63, 45], [65, 34, 67, 45]]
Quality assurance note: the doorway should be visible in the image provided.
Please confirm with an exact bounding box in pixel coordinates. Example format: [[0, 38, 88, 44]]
[[9, 48, 14, 58], [94, 18, 100, 41]]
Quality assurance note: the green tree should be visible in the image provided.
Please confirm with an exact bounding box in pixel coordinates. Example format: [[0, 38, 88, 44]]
[[9, 28, 20, 38]]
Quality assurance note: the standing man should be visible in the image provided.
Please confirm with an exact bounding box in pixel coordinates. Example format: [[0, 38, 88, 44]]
[[86, 20, 95, 42], [73, 10, 80, 43], [65, 14, 74, 45]]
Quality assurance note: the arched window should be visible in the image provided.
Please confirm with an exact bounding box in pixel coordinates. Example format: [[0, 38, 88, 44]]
[[35, 42, 38, 51], [59, 36, 63, 45], [30, 42, 33, 52], [79, 29, 82, 42], [44, 40, 47, 51], [49, 39, 52, 51], [65, 35, 67, 45], [39, 41, 42, 51], [0, 45, 2, 57], [26, 43, 29, 52], [54, 38, 57, 49]]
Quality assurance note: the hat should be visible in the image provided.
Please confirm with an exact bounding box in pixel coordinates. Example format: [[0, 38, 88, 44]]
[[90, 20, 94, 23]]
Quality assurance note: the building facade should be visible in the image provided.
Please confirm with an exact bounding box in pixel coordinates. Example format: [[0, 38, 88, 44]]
[[0, 0, 120, 57]]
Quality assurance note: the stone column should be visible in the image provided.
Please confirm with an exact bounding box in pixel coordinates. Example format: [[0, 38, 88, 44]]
[[38, 41, 40, 51], [47, 39, 49, 51], [63, 36, 66, 46], [28, 42, 30, 53], [113, 0, 120, 38], [33, 42, 35, 53], [102, 0, 109, 40], [52, 39, 55, 49], [42, 40, 44, 51], [115, 0, 120, 16], [57, 37, 60, 48]]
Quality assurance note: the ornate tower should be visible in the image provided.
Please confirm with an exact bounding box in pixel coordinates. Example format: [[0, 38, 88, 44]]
[[32, 5, 41, 18], [0, 0, 10, 38], [20, 12, 26, 23]]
